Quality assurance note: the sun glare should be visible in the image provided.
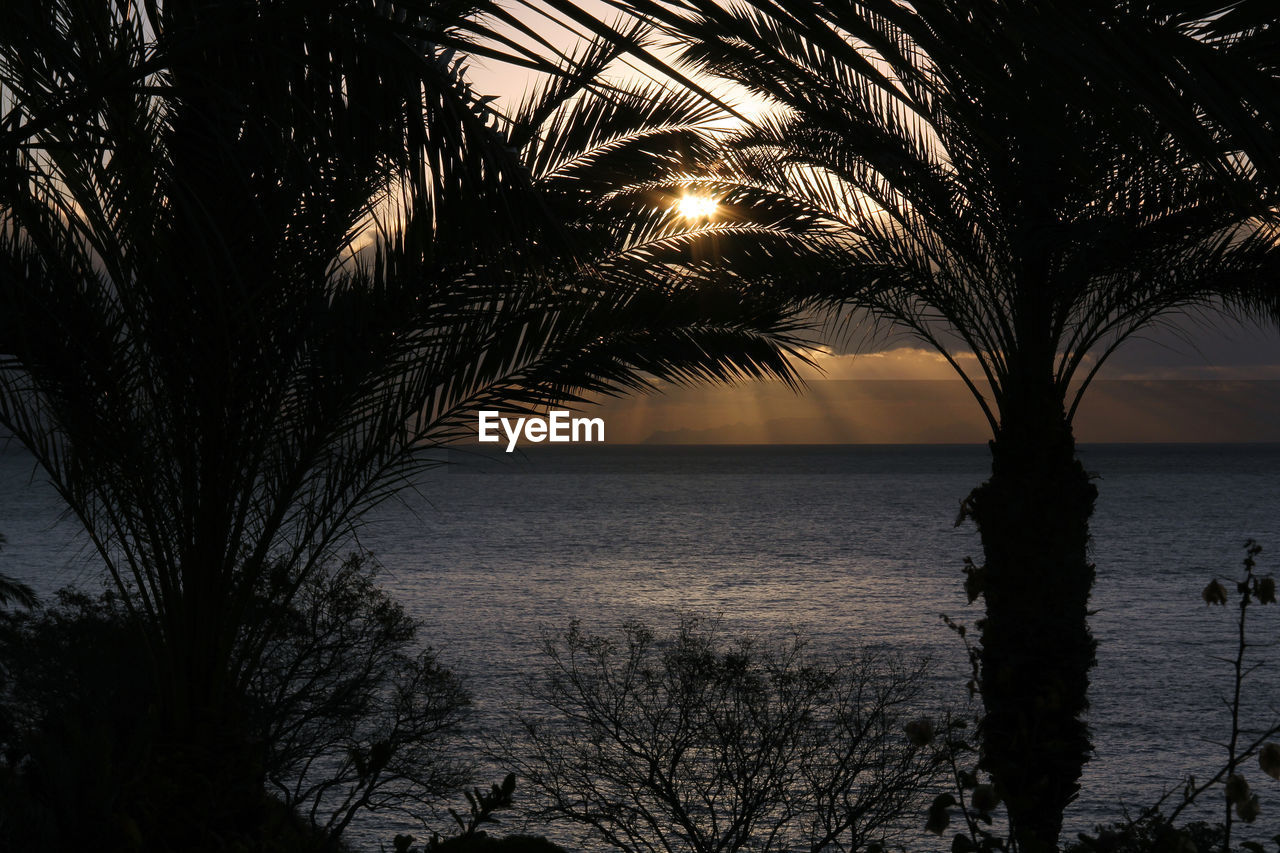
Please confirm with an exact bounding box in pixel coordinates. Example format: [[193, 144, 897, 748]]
[[676, 195, 719, 221]]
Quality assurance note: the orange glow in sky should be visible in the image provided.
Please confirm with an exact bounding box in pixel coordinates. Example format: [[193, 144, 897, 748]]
[[458, 6, 1280, 445]]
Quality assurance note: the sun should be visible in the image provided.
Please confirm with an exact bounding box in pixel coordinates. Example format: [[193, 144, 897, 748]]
[[676, 195, 719, 221]]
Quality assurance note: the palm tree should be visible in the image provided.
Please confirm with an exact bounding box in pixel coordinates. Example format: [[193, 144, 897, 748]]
[[607, 1, 1279, 848], [0, 0, 810, 842]]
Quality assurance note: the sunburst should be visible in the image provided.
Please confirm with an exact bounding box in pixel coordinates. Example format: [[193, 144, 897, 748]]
[[676, 195, 718, 221]]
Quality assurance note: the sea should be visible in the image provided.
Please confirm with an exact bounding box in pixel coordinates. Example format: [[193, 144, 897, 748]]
[[2, 442, 1279, 848]]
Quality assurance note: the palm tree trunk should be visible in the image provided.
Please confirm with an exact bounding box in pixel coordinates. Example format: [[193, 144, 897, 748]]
[[966, 384, 1097, 852], [149, 600, 267, 848]]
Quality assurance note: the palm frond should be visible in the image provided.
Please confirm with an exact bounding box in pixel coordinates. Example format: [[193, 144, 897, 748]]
[[0, 0, 823, 715], [650, 0, 1276, 423]]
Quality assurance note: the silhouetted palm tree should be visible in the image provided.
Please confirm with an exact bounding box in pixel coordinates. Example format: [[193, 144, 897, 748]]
[[614, 1, 1279, 848], [0, 1, 809, 841]]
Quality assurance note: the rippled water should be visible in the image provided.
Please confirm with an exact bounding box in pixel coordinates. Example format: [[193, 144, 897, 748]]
[[3, 443, 1280, 847]]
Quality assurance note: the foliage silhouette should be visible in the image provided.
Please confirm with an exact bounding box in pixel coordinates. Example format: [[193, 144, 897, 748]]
[[447, 774, 517, 839], [502, 617, 940, 853], [251, 552, 472, 843], [0, 587, 157, 850], [604, 1, 1280, 847], [0, 552, 471, 850], [389, 774, 570, 853], [1070, 541, 1280, 853], [0, 0, 811, 843], [493, 25, 820, 402], [0, 534, 37, 610]]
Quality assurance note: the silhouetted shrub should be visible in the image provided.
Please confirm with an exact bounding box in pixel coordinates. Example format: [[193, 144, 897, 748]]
[[0, 552, 470, 850], [389, 775, 570, 853], [252, 552, 472, 842], [1066, 818, 1224, 853], [428, 833, 570, 853], [502, 617, 941, 853], [1057, 542, 1279, 853], [0, 587, 155, 850], [393, 831, 568, 853], [0, 533, 37, 610]]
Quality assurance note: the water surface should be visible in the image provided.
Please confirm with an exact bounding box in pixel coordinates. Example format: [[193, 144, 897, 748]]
[[3, 443, 1278, 846]]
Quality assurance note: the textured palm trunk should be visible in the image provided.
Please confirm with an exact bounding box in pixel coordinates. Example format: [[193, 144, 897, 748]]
[[146, 556, 266, 848], [966, 385, 1097, 852]]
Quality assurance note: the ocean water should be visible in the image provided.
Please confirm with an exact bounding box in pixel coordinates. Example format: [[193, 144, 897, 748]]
[[2, 443, 1279, 847]]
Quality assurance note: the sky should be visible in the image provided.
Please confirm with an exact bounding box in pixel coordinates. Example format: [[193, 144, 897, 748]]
[[585, 328, 1280, 444], [467, 2, 1280, 444]]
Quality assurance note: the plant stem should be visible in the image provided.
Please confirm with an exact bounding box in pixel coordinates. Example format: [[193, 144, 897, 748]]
[[1223, 553, 1253, 853]]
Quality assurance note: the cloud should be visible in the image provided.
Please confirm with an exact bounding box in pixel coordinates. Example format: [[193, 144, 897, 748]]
[[575, 377, 1280, 444], [791, 344, 1280, 382], [793, 346, 984, 381]]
